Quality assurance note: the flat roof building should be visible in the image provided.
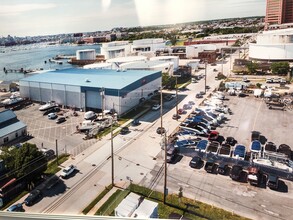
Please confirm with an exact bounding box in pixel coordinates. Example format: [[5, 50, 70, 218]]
[[19, 68, 161, 115], [0, 110, 27, 146]]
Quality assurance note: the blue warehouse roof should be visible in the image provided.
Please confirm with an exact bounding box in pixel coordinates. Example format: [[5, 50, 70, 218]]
[[0, 110, 17, 125], [20, 68, 161, 90]]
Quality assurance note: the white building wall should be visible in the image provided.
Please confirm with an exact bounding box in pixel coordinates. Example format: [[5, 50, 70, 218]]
[[0, 127, 27, 146], [150, 56, 179, 70], [76, 49, 96, 60], [119, 77, 161, 115], [249, 43, 293, 60], [132, 38, 166, 52], [100, 41, 132, 59]]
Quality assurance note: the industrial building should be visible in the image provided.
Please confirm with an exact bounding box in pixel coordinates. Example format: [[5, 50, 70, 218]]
[[19, 68, 161, 115], [249, 28, 293, 61], [0, 110, 27, 146]]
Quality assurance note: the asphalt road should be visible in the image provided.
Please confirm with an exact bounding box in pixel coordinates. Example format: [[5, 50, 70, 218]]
[[9, 55, 293, 220]]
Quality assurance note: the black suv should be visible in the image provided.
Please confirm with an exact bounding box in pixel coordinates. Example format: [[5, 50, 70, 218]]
[[267, 174, 279, 190], [217, 162, 229, 175], [120, 127, 130, 135], [24, 189, 42, 206], [189, 156, 204, 169], [230, 165, 243, 181], [204, 160, 217, 173]]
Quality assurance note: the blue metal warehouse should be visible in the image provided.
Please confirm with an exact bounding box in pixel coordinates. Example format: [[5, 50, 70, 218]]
[[19, 68, 161, 115]]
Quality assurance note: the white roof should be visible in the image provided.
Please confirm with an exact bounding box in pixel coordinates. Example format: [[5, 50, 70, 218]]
[[83, 62, 112, 69], [107, 56, 147, 64], [150, 55, 179, 60], [130, 199, 158, 218], [115, 193, 140, 217]]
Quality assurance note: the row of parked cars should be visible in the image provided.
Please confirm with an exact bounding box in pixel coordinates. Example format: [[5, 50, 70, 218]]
[[188, 156, 280, 190]]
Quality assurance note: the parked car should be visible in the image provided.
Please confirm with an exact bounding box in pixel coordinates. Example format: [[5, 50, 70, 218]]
[[156, 127, 166, 134], [204, 160, 217, 173], [183, 104, 192, 110], [208, 130, 219, 141], [196, 93, 203, 98], [217, 162, 229, 175], [152, 104, 161, 111], [56, 116, 66, 124], [24, 189, 42, 206], [267, 174, 279, 190], [177, 108, 184, 115], [172, 114, 181, 120], [48, 112, 57, 119], [189, 156, 204, 169], [166, 147, 178, 163], [225, 136, 237, 146], [247, 167, 262, 186], [230, 165, 243, 181], [131, 119, 140, 126], [120, 127, 130, 135], [60, 164, 76, 179], [7, 203, 24, 212]]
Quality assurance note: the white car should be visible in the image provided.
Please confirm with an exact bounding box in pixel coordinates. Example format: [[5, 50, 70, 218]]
[[60, 165, 76, 178], [48, 112, 57, 119], [152, 104, 161, 111]]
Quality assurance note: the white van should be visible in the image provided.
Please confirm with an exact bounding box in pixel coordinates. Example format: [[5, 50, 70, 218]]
[[84, 111, 96, 120]]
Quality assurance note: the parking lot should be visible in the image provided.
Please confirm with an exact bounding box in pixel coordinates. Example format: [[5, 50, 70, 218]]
[[216, 93, 293, 149], [14, 103, 98, 156]]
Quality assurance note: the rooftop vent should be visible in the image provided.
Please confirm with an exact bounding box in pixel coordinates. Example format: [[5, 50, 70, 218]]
[[85, 78, 91, 82]]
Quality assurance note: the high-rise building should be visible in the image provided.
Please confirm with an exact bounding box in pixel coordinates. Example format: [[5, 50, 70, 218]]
[[265, 0, 293, 29]]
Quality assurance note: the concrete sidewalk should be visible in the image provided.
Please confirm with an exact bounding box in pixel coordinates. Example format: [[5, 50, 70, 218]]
[[86, 186, 122, 216]]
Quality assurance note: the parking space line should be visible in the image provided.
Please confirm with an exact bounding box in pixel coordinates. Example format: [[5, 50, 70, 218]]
[[252, 100, 263, 131]]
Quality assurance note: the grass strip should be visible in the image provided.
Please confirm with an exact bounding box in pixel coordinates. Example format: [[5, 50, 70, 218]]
[[129, 184, 250, 220], [95, 189, 129, 216], [44, 154, 69, 175]]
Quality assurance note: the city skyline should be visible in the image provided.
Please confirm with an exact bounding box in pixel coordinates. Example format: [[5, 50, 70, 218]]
[[1, 0, 266, 37]]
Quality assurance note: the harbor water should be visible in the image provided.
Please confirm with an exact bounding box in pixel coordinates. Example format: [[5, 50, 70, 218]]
[[0, 43, 101, 82]]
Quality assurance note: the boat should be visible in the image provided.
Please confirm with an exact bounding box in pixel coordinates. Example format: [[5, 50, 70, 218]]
[[250, 140, 262, 154], [233, 144, 246, 160], [253, 158, 293, 172], [39, 101, 58, 111], [1, 97, 23, 106]]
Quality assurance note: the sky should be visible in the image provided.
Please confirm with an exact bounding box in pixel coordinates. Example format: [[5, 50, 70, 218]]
[[0, 0, 266, 37]]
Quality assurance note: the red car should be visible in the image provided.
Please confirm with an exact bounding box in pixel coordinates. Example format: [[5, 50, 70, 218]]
[[177, 108, 184, 115], [208, 130, 219, 141]]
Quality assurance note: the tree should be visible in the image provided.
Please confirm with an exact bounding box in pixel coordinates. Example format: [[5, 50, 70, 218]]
[[271, 62, 290, 75], [0, 143, 47, 181], [246, 62, 258, 74]]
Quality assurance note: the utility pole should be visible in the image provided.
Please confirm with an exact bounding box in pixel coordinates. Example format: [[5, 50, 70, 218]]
[[221, 48, 224, 75], [204, 61, 207, 94], [160, 86, 163, 132], [55, 139, 59, 165], [101, 88, 105, 119], [175, 76, 178, 120], [163, 131, 168, 204], [111, 113, 114, 186]]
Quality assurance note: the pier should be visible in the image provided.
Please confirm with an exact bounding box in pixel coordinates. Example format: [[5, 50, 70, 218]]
[[3, 67, 42, 74]]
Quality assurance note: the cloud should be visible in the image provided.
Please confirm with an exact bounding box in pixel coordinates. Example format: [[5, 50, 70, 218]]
[[0, 3, 56, 16]]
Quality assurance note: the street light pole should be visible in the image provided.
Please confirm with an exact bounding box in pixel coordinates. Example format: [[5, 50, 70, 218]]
[[175, 77, 178, 120], [204, 61, 207, 94], [111, 116, 114, 186]]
